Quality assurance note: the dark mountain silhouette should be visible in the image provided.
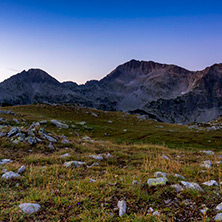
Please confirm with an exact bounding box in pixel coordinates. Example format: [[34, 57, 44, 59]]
[[1, 60, 222, 123]]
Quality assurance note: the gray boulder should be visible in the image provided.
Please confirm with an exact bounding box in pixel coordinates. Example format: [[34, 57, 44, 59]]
[[19, 203, 41, 214], [2, 171, 20, 180]]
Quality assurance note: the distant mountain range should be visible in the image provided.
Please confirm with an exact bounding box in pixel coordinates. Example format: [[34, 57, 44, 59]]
[[1, 59, 222, 124]]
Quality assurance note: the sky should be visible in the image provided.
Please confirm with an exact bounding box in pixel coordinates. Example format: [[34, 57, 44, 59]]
[[0, 0, 222, 84]]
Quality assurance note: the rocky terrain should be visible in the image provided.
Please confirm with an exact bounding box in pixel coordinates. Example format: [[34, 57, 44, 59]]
[[0, 60, 222, 123], [1, 104, 222, 221]]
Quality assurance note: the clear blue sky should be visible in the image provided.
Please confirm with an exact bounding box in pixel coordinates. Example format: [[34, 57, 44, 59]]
[[0, 0, 222, 83]]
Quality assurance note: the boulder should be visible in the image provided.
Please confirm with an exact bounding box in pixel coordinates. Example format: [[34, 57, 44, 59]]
[[19, 203, 41, 214]]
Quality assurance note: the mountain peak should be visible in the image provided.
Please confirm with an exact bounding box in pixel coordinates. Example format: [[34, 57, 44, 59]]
[[4, 68, 60, 85]]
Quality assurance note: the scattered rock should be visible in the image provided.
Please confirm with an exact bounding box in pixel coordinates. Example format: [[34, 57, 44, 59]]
[[174, 174, 185, 180], [2, 171, 20, 180], [161, 155, 169, 160], [215, 213, 222, 221], [49, 142, 55, 150], [7, 127, 20, 137], [216, 202, 222, 211], [202, 180, 218, 186], [61, 153, 70, 158], [89, 178, 96, 183], [153, 210, 160, 216], [0, 159, 12, 165], [154, 171, 166, 178], [147, 177, 169, 187], [171, 184, 184, 192], [201, 160, 212, 169], [200, 150, 215, 156], [181, 181, 204, 192], [51, 120, 69, 129], [76, 121, 86, 126], [200, 207, 208, 215], [86, 162, 99, 168], [64, 161, 86, 168], [19, 203, 41, 214], [117, 200, 126, 217], [89, 155, 104, 160], [132, 180, 139, 185], [17, 165, 26, 174]]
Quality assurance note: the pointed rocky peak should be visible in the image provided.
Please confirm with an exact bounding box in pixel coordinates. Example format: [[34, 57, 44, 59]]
[[2, 69, 60, 85]]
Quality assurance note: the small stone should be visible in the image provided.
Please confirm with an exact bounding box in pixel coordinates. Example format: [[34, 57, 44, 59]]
[[19, 203, 41, 214], [200, 208, 208, 215], [104, 153, 112, 159], [89, 178, 96, 183], [117, 200, 126, 217], [89, 155, 103, 160], [216, 202, 222, 211], [174, 174, 185, 180], [2, 171, 20, 180], [215, 213, 222, 221], [61, 153, 70, 158], [147, 207, 154, 214], [77, 121, 86, 126], [51, 120, 69, 129], [7, 127, 20, 137], [153, 211, 160, 216], [181, 181, 204, 192], [86, 162, 99, 168], [17, 165, 26, 174], [0, 159, 12, 165], [171, 184, 184, 192], [147, 177, 168, 187], [64, 161, 86, 168], [202, 180, 218, 186], [132, 180, 138, 185], [154, 171, 166, 178], [200, 150, 215, 156], [49, 142, 54, 150], [161, 155, 169, 160], [201, 160, 212, 169]]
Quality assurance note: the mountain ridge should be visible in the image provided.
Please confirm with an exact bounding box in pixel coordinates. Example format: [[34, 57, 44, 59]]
[[1, 60, 222, 124]]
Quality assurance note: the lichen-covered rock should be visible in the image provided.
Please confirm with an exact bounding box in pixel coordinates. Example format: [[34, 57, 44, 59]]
[[7, 127, 20, 137], [64, 161, 86, 168], [147, 177, 168, 187], [19, 203, 41, 214], [117, 200, 126, 217]]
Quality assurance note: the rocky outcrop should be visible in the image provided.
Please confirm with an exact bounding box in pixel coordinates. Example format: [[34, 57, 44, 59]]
[[0, 60, 222, 124]]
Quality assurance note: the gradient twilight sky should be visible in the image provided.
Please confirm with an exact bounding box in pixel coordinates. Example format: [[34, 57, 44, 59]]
[[0, 0, 222, 84]]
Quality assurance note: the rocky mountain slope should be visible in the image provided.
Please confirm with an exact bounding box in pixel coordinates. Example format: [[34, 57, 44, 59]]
[[0, 60, 222, 123]]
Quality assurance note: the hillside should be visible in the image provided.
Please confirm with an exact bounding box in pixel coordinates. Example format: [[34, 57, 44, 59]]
[[1, 104, 222, 221]]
